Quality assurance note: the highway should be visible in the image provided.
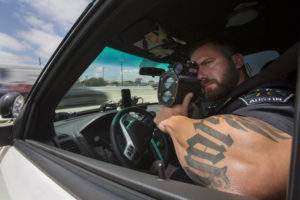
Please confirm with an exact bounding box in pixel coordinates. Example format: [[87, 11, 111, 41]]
[[90, 85, 158, 103], [0, 86, 159, 119], [56, 85, 158, 113]]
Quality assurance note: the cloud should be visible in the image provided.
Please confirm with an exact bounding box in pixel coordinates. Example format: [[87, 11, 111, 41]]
[[89, 65, 157, 82], [123, 68, 139, 74], [5, 0, 90, 64], [18, 28, 62, 59], [0, 50, 36, 64], [24, 15, 55, 33], [95, 66, 104, 72], [0, 0, 90, 65], [0, 32, 29, 51], [19, 0, 90, 31]]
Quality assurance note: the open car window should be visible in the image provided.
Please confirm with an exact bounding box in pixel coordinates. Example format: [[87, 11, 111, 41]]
[[244, 50, 280, 76]]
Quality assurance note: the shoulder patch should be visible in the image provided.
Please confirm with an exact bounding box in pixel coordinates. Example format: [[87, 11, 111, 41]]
[[239, 88, 294, 105]]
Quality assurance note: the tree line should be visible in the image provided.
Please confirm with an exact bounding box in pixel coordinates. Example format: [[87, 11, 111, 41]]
[[80, 77, 156, 86]]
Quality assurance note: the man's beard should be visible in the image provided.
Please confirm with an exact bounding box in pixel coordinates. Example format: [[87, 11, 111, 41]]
[[203, 62, 239, 101]]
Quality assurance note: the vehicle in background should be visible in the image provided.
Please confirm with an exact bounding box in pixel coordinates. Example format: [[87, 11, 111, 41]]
[[0, 66, 108, 118], [0, 64, 43, 98], [57, 81, 108, 109]]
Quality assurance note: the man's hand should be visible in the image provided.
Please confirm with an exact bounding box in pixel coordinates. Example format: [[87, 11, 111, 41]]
[[154, 92, 194, 132]]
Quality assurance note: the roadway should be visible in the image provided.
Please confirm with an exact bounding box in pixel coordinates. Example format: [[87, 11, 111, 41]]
[[1, 86, 159, 120], [56, 85, 158, 113]]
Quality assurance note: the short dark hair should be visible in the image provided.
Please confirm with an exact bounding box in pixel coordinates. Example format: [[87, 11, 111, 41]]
[[187, 37, 241, 59]]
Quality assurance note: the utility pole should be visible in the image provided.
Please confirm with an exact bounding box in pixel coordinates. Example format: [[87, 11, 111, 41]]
[[102, 67, 105, 79], [38, 57, 41, 66], [121, 61, 123, 86]]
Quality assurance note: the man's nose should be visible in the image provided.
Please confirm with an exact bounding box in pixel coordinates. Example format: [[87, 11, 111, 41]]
[[197, 67, 207, 80]]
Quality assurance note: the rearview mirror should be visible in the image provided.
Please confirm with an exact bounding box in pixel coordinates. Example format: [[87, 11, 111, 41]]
[[139, 67, 165, 77], [0, 92, 24, 118]]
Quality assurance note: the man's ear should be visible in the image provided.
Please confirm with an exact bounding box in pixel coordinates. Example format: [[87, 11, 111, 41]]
[[231, 53, 244, 69]]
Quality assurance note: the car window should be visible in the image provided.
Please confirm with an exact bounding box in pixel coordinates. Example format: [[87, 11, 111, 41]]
[[244, 50, 279, 76], [56, 47, 169, 113], [56, 48, 281, 113]]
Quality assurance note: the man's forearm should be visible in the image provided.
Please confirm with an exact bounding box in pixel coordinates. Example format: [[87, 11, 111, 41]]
[[164, 116, 232, 189], [162, 114, 291, 199]]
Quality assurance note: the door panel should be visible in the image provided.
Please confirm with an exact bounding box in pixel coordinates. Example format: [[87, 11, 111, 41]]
[[11, 140, 254, 200], [0, 146, 76, 200], [14, 140, 155, 200]]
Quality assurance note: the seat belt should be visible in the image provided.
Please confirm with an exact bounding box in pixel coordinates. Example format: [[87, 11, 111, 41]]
[[215, 41, 299, 113]]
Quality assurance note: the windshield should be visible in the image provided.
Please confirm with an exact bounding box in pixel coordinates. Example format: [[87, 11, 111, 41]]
[[56, 47, 169, 113]]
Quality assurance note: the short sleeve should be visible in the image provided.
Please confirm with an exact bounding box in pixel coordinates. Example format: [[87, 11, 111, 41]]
[[232, 102, 294, 134], [220, 87, 295, 135]]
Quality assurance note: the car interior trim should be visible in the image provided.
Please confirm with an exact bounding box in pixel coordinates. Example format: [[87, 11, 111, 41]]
[[287, 59, 300, 200], [19, 139, 254, 200], [14, 140, 156, 200], [0, 146, 76, 200]]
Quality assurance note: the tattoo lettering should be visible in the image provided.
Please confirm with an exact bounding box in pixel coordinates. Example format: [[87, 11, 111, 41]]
[[230, 116, 290, 142], [186, 134, 226, 164], [184, 114, 290, 189], [223, 115, 246, 131], [184, 165, 230, 189], [244, 117, 290, 140], [184, 133, 230, 188], [194, 121, 233, 147], [234, 117, 278, 142], [185, 119, 232, 189], [205, 116, 220, 125]]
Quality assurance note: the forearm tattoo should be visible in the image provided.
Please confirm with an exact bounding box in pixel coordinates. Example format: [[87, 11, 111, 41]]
[[184, 115, 290, 189]]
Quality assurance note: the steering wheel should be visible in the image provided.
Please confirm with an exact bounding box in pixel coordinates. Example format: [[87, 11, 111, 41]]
[[110, 106, 170, 169]]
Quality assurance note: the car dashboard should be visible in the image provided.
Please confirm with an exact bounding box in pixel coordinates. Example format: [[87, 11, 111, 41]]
[[53, 104, 163, 166]]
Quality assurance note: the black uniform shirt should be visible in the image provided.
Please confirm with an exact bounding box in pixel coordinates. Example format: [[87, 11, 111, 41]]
[[172, 80, 295, 183], [217, 81, 295, 135]]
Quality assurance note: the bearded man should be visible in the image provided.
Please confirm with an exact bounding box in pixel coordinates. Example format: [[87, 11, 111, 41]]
[[154, 39, 294, 200]]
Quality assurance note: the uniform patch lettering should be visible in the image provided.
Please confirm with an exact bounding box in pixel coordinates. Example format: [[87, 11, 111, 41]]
[[239, 88, 293, 105]]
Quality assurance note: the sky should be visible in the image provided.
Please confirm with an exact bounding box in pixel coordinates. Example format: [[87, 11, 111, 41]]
[[83, 47, 168, 82], [0, 1, 280, 83], [0, 0, 90, 66], [0, 0, 165, 82]]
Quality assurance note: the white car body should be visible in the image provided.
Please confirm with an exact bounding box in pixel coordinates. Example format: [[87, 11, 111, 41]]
[[0, 146, 74, 200]]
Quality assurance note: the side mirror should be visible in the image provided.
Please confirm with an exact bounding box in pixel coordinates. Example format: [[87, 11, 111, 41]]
[[0, 92, 24, 118]]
